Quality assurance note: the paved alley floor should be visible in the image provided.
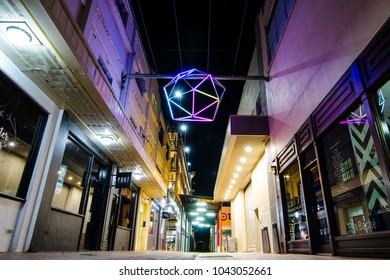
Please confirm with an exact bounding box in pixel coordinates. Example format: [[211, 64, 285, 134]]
[[0, 250, 380, 260]]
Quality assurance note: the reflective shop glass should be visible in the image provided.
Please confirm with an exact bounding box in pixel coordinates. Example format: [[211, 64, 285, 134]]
[[283, 161, 308, 240], [51, 138, 91, 214], [0, 75, 46, 198], [322, 103, 390, 236]]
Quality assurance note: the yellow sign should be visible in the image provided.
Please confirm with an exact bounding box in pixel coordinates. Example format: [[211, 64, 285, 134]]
[[221, 206, 231, 228]]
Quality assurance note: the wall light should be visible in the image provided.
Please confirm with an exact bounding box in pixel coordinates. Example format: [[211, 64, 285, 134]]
[[133, 169, 142, 180], [0, 22, 41, 46], [100, 135, 115, 145]]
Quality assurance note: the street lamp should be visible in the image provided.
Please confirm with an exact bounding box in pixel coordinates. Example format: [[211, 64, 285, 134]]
[[180, 124, 187, 144]]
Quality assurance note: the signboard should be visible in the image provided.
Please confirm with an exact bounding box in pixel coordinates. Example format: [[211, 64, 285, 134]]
[[162, 212, 171, 219], [116, 172, 132, 188], [221, 206, 231, 228]]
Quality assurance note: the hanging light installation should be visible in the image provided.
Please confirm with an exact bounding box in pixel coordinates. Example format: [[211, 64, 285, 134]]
[[163, 69, 226, 122]]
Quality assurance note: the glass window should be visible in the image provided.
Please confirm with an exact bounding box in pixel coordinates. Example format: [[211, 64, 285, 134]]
[[0, 74, 46, 198], [266, 0, 294, 61], [321, 103, 390, 236], [51, 138, 92, 214], [282, 161, 308, 240]]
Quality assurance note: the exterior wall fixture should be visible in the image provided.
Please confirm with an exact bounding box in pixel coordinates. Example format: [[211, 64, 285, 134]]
[[0, 22, 41, 46]]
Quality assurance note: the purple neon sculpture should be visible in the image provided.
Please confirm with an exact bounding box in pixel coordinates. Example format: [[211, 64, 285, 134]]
[[163, 69, 226, 122]]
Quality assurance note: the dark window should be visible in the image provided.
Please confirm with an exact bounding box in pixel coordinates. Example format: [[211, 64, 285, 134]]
[[158, 124, 164, 146], [98, 56, 113, 85], [255, 93, 262, 115], [0, 72, 47, 199], [266, 0, 294, 61], [136, 77, 144, 96], [115, 0, 128, 27]]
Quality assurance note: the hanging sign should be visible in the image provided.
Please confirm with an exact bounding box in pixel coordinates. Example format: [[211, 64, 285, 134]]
[[162, 212, 171, 219], [116, 172, 132, 188]]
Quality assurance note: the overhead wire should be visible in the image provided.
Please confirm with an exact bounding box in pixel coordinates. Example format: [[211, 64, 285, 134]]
[[173, 0, 183, 72], [136, 0, 159, 74], [232, 0, 248, 75], [207, 0, 212, 72]]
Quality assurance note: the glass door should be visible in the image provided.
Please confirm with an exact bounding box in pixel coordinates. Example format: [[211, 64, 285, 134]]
[[302, 159, 331, 254]]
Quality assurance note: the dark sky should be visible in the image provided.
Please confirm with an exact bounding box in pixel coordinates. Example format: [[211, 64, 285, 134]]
[[130, 0, 260, 196]]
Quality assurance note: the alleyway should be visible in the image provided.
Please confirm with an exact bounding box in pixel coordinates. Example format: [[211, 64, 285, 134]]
[[0, 250, 379, 260]]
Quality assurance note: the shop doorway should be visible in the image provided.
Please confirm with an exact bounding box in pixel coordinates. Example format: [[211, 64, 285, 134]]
[[301, 159, 331, 254], [79, 162, 110, 251]]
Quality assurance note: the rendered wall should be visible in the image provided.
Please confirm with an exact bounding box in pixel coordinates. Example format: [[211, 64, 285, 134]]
[[231, 190, 246, 252], [265, 0, 390, 158]]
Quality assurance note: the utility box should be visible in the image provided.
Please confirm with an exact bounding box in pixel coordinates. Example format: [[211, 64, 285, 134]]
[[227, 237, 237, 252]]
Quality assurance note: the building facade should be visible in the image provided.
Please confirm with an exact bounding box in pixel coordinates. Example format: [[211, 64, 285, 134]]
[[215, 0, 390, 258], [0, 0, 171, 252]]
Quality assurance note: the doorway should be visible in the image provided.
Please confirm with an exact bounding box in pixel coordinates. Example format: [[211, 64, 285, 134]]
[[302, 160, 331, 254]]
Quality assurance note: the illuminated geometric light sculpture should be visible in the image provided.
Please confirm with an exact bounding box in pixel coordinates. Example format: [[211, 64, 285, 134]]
[[163, 68, 225, 122]]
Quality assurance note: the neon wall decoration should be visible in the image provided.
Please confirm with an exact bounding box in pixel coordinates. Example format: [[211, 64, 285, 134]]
[[163, 69, 226, 122]]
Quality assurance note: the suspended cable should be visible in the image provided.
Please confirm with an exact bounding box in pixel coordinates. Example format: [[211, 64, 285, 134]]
[[173, 0, 183, 72], [136, 0, 159, 73], [207, 0, 212, 72], [232, 0, 248, 75]]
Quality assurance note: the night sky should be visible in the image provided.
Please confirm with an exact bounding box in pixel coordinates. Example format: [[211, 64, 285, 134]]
[[130, 0, 260, 196]]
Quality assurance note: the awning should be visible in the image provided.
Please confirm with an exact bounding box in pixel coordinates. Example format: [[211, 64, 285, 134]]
[[214, 115, 270, 201]]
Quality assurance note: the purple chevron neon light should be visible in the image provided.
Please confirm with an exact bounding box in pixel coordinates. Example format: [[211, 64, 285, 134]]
[[163, 69, 225, 122], [339, 104, 367, 125]]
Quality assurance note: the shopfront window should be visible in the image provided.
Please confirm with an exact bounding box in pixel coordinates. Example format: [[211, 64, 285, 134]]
[[118, 188, 138, 229], [283, 161, 308, 240], [0, 74, 46, 198], [322, 103, 390, 236], [51, 138, 92, 214]]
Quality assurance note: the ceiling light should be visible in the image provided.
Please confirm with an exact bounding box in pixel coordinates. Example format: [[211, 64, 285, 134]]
[[100, 135, 115, 145], [196, 202, 206, 206], [189, 212, 199, 216], [233, 173, 239, 178], [133, 168, 143, 180], [245, 146, 253, 153], [1, 22, 41, 46], [196, 216, 204, 221], [196, 207, 206, 212], [228, 185, 233, 189], [206, 212, 216, 217], [240, 157, 247, 163], [230, 179, 236, 184], [6, 25, 32, 45], [236, 166, 242, 171], [192, 221, 199, 225]]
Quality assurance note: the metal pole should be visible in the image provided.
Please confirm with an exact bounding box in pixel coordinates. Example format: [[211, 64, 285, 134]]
[[126, 73, 269, 81]]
